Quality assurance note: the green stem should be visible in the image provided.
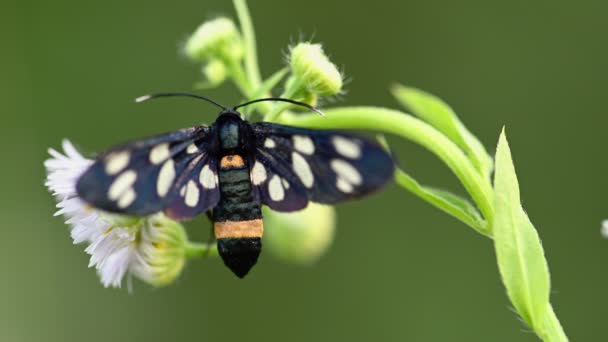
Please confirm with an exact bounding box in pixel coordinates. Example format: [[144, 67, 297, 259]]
[[226, 59, 252, 97], [278, 107, 495, 223], [541, 305, 569, 342], [185, 241, 218, 258], [264, 77, 304, 122], [234, 0, 262, 89]]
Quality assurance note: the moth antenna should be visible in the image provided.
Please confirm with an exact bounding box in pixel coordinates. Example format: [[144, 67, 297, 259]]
[[233, 98, 325, 117], [135, 92, 228, 110]]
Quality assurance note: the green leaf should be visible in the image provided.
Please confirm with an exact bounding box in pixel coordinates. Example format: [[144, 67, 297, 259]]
[[391, 84, 493, 180], [394, 168, 487, 235], [493, 129, 550, 331], [543, 305, 569, 342]]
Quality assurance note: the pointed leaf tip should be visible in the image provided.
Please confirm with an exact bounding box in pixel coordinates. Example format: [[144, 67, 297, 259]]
[[493, 129, 551, 331]]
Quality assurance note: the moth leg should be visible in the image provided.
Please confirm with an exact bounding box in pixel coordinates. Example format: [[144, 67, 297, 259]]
[[203, 210, 216, 258]]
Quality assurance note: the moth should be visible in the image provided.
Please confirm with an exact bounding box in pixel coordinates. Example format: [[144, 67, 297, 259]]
[[76, 93, 395, 278]]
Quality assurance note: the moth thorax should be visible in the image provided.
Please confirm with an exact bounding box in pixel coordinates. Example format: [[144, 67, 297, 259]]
[[219, 121, 240, 149]]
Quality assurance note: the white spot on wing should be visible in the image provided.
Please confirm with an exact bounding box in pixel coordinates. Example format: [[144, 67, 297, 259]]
[[268, 175, 285, 201], [332, 136, 362, 159], [117, 188, 136, 208], [336, 178, 354, 193], [180, 185, 186, 197], [251, 161, 267, 185], [186, 143, 199, 154], [281, 178, 290, 189], [149, 143, 170, 164], [331, 159, 362, 194], [330, 159, 362, 185], [185, 180, 199, 207], [292, 152, 314, 188], [264, 138, 276, 148], [156, 159, 175, 197], [105, 151, 130, 175], [108, 170, 137, 201], [199, 164, 217, 189], [293, 135, 315, 155]]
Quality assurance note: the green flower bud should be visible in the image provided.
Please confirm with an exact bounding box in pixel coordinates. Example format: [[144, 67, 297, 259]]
[[289, 42, 343, 96], [184, 17, 244, 62], [132, 215, 188, 287], [263, 203, 336, 265], [284, 76, 318, 107], [203, 59, 228, 86]]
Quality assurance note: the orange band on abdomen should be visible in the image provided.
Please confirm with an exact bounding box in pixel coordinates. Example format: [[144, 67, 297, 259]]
[[220, 154, 245, 169], [214, 219, 264, 238]]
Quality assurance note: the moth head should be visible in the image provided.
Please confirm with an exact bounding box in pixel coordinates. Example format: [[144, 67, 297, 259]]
[[216, 110, 245, 150]]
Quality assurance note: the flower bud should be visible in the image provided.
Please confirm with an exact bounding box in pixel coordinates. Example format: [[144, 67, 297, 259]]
[[263, 203, 336, 265], [202, 59, 228, 87], [289, 43, 343, 96], [132, 215, 188, 287], [284, 76, 318, 107], [184, 17, 244, 62]]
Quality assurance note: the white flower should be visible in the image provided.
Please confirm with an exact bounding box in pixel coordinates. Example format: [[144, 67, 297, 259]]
[[86, 225, 138, 288], [45, 140, 104, 243], [601, 220, 608, 238], [45, 140, 188, 288], [45, 140, 139, 288]]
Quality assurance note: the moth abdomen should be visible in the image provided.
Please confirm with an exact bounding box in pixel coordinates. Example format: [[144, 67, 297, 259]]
[[216, 236, 262, 279], [213, 153, 264, 277]]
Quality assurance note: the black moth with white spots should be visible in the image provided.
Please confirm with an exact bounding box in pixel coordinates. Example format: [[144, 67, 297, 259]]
[[77, 97, 394, 278]]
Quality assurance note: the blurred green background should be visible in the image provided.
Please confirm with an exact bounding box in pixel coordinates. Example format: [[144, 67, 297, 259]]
[[3, 0, 607, 341]]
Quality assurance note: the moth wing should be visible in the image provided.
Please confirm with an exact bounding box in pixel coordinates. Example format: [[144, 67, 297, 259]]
[[164, 155, 220, 220], [76, 126, 220, 217], [251, 122, 394, 211], [249, 148, 310, 212]]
